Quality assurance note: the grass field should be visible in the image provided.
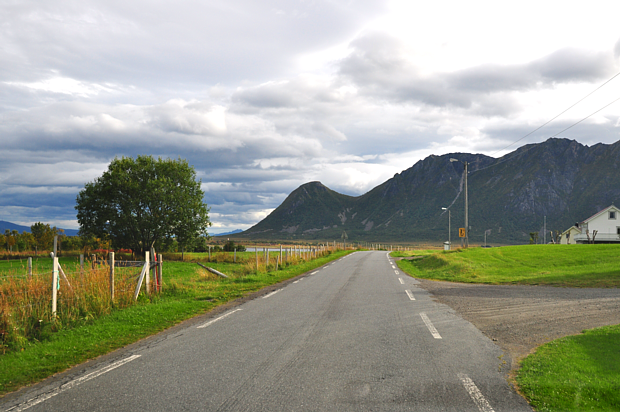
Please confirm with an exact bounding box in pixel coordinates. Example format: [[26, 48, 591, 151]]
[[516, 324, 620, 411], [396, 244, 620, 287], [0, 249, 351, 396]]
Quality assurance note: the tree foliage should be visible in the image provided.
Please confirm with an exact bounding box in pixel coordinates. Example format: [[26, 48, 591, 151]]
[[75, 156, 211, 256]]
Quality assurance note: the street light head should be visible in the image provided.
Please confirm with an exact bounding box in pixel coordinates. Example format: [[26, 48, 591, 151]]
[[450, 158, 458, 163], [442, 207, 447, 210]]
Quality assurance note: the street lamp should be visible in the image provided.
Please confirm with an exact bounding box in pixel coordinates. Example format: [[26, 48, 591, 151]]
[[450, 158, 469, 248], [442, 207, 451, 248]]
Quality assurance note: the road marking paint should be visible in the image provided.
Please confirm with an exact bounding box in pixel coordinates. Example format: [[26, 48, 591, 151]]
[[395, 270, 400, 275], [262, 289, 281, 299], [197, 308, 243, 328], [458, 373, 495, 412], [398, 278, 404, 284], [311, 271, 319, 275], [420, 312, 442, 339], [405, 290, 415, 300], [391, 265, 396, 269], [10, 355, 141, 411]]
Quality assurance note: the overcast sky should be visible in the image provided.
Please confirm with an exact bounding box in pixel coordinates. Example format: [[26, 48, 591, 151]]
[[2, 0, 620, 233]]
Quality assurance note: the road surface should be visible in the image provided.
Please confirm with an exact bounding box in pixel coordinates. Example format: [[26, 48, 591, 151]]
[[3, 251, 531, 411]]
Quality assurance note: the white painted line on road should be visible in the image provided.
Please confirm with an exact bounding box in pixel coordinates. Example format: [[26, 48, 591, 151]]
[[262, 289, 282, 299], [10, 355, 141, 411], [405, 290, 415, 300], [395, 270, 400, 275], [420, 312, 442, 339], [197, 308, 243, 328], [399, 278, 404, 284], [391, 265, 396, 269], [311, 271, 319, 275], [293, 278, 304, 284], [458, 373, 495, 412]]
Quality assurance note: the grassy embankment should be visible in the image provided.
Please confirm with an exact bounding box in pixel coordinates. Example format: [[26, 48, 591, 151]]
[[0, 249, 351, 396], [395, 244, 620, 411]]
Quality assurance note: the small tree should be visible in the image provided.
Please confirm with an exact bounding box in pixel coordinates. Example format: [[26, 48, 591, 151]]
[[529, 232, 539, 244], [223, 240, 246, 252], [76, 155, 211, 256]]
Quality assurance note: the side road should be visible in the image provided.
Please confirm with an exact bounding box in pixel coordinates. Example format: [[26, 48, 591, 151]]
[[415, 279, 620, 369]]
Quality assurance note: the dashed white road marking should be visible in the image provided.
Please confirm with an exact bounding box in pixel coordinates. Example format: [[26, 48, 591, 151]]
[[405, 290, 416, 300], [420, 312, 442, 339], [458, 373, 495, 412], [398, 278, 404, 284], [198, 308, 243, 328], [311, 271, 319, 275], [395, 270, 400, 275], [10, 355, 141, 411]]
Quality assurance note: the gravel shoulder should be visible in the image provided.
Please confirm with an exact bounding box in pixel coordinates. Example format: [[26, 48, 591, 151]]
[[415, 279, 620, 370]]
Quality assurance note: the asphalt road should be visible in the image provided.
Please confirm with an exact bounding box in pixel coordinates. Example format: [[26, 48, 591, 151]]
[[3, 251, 532, 411]]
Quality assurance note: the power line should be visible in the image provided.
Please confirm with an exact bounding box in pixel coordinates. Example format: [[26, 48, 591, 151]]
[[472, 94, 620, 174], [489, 70, 620, 157]]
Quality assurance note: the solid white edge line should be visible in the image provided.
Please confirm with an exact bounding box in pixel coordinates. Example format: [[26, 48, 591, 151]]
[[311, 271, 318, 275], [458, 373, 496, 412], [262, 289, 281, 299], [10, 355, 141, 412], [399, 278, 404, 284], [420, 312, 442, 339], [405, 290, 415, 300], [197, 308, 243, 328]]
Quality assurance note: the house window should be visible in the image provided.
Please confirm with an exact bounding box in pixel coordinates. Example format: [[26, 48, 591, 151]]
[[617, 227, 620, 235], [610, 211, 616, 220]]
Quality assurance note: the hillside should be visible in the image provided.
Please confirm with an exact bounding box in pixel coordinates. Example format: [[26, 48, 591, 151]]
[[239, 138, 620, 244]]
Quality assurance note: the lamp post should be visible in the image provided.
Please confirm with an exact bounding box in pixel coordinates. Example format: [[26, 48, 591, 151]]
[[450, 158, 469, 248], [442, 207, 451, 248]]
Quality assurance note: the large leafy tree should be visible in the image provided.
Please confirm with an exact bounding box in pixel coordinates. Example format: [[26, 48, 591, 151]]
[[75, 156, 211, 256]]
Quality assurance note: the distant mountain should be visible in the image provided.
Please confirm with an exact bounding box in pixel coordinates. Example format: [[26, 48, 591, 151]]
[[213, 229, 244, 237], [238, 138, 620, 244], [0, 221, 80, 236]]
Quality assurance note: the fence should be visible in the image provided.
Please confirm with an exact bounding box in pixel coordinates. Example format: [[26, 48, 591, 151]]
[[0, 252, 163, 352]]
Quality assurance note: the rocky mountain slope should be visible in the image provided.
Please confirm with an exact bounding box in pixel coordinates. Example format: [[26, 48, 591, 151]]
[[239, 138, 620, 244]]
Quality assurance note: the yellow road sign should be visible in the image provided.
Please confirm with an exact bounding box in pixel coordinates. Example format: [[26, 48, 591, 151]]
[[459, 228, 466, 237]]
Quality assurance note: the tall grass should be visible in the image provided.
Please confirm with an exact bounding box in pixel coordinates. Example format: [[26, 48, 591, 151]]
[[0, 262, 138, 353]]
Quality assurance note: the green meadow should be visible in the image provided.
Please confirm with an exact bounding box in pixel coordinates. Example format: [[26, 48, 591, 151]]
[[396, 244, 620, 287]]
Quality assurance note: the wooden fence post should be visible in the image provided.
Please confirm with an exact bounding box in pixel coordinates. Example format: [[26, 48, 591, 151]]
[[52, 257, 59, 318], [145, 251, 150, 295], [255, 248, 258, 273], [27, 257, 32, 279], [234, 248, 236, 263], [109, 252, 115, 301], [158, 253, 163, 292]]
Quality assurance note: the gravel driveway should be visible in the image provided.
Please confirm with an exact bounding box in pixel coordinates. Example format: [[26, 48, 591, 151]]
[[416, 279, 620, 369]]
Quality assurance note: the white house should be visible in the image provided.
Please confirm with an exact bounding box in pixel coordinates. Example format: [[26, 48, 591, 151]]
[[572, 205, 620, 244], [560, 226, 581, 244]]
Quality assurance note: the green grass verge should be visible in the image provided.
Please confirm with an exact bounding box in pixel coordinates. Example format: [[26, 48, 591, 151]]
[[0, 250, 352, 396], [395, 244, 620, 287], [516, 324, 620, 411]]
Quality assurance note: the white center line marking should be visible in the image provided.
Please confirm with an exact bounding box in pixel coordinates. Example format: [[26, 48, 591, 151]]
[[420, 312, 442, 339], [395, 270, 400, 275], [405, 290, 416, 300], [398, 278, 404, 284], [11, 355, 141, 411], [197, 308, 243, 328], [458, 373, 496, 412]]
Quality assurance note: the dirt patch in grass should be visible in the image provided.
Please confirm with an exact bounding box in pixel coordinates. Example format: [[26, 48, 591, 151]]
[[416, 279, 620, 370]]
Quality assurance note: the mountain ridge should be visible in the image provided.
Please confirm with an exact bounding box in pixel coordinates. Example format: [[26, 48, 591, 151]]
[[239, 138, 620, 244]]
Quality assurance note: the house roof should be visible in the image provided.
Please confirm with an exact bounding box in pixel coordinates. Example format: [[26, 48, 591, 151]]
[[581, 205, 620, 224], [561, 226, 581, 236]]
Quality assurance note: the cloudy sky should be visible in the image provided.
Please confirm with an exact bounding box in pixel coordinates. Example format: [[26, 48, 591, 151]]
[[2, 0, 620, 233]]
